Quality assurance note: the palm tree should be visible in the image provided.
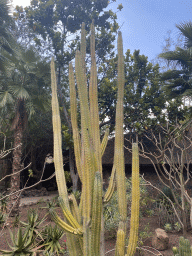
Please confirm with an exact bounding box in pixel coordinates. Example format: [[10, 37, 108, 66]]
[[159, 21, 192, 101], [0, 45, 51, 216], [0, 0, 16, 71]]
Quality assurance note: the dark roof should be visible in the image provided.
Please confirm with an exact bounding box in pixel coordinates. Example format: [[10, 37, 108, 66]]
[[102, 133, 155, 165], [102, 127, 192, 165]]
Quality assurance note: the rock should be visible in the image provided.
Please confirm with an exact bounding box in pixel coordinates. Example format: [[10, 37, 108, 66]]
[[152, 228, 169, 250]]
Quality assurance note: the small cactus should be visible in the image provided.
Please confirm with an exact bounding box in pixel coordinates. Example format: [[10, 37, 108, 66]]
[[172, 236, 192, 256]]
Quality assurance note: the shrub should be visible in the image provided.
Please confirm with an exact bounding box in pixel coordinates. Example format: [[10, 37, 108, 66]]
[[103, 175, 153, 238]]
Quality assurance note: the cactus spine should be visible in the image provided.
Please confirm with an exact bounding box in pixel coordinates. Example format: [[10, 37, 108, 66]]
[[50, 21, 140, 256], [172, 236, 192, 256]]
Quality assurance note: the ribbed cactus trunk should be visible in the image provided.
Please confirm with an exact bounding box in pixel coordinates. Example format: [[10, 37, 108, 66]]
[[50, 21, 140, 256], [172, 236, 192, 256]]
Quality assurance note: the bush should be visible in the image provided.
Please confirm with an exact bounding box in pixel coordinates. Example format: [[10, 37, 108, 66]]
[[154, 185, 191, 229], [103, 175, 154, 239]]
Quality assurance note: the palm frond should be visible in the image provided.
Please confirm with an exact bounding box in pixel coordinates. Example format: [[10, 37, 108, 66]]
[[8, 85, 30, 100], [176, 21, 192, 48], [0, 90, 14, 107]]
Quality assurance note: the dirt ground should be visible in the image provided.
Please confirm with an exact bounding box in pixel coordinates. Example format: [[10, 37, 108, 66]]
[[0, 172, 192, 255], [1, 203, 192, 256]]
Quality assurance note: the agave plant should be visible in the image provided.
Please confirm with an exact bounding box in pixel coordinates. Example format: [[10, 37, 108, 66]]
[[0, 211, 6, 226], [20, 209, 46, 241], [0, 227, 37, 255], [40, 225, 64, 256], [0, 192, 8, 212]]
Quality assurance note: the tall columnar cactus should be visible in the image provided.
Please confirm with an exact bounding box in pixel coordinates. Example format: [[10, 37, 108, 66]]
[[172, 236, 192, 256], [126, 143, 140, 256], [50, 21, 140, 256]]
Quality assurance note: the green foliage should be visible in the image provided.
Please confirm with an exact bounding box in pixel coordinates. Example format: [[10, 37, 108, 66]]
[[103, 191, 120, 238], [0, 227, 36, 255], [0, 45, 51, 140], [164, 223, 172, 232], [20, 209, 46, 241], [62, 124, 73, 149], [40, 225, 65, 256], [172, 236, 192, 256], [0, 211, 6, 226], [154, 185, 191, 229], [156, 186, 181, 213], [174, 222, 182, 232], [159, 21, 192, 103], [0, 193, 8, 212], [137, 222, 153, 248], [0, 0, 16, 71], [99, 49, 169, 133], [13, 0, 119, 68], [125, 176, 155, 218], [64, 171, 71, 184], [103, 175, 152, 238]]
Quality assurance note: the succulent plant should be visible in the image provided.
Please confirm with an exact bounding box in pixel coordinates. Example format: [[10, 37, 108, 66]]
[[40, 225, 64, 256], [50, 21, 140, 256], [0, 227, 37, 255], [20, 209, 46, 241], [172, 236, 192, 256], [164, 223, 172, 232]]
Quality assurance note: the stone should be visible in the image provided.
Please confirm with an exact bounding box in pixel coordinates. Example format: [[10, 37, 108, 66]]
[[152, 228, 169, 250]]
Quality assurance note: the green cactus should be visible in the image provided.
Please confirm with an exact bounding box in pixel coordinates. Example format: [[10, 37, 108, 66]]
[[115, 228, 125, 256], [50, 20, 140, 256], [126, 143, 140, 256], [172, 236, 192, 256]]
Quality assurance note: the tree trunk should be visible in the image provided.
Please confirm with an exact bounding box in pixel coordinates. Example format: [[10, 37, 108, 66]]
[[8, 125, 23, 217], [8, 99, 27, 217], [69, 147, 79, 192], [181, 196, 188, 238]]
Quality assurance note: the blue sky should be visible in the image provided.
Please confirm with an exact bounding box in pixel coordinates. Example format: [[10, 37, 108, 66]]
[[12, 0, 192, 64], [108, 0, 192, 63]]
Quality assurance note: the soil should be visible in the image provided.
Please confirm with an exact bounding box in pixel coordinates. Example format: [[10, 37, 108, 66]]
[[1, 172, 192, 256]]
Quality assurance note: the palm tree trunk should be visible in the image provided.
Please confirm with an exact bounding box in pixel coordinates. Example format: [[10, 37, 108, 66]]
[[8, 99, 26, 217], [8, 125, 23, 217]]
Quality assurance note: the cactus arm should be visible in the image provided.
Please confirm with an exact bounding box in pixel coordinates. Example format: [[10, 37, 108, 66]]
[[114, 31, 127, 232], [69, 62, 82, 181], [51, 58, 69, 206], [58, 197, 82, 231], [49, 209, 82, 235], [103, 165, 116, 204], [81, 22, 86, 74], [89, 21, 102, 177], [69, 194, 82, 224], [51, 58, 69, 208], [115, 229, 125, 256], [101, 128, 109, 156], [75, 50, 92, 216], [126, 143, 140, 256], [91, 171, 103, 255]]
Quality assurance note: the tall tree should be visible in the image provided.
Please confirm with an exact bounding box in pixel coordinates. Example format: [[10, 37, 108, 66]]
[[0, 0, 16, 71], [0, 46, 51, 216], [13, 0, 122, 191], [98, 49, 189, 134], [158, 21, 192, 101]]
